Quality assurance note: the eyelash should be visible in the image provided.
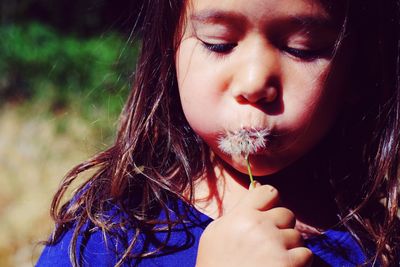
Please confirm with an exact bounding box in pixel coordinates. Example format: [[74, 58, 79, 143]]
[[200, 40, 330, 61], [201, 41, 236, 56], [283, 46, 330, 61]]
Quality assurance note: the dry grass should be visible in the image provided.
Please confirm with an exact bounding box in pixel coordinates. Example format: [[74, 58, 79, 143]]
[[0, 103, 112, 267]]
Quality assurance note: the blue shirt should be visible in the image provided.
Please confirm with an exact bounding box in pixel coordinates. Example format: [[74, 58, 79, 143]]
[[37, 201, 367, 266]]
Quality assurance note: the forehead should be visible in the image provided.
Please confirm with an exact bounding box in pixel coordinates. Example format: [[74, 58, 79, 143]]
[[191, 0, 326, 11], [185, 0, 344, 27]]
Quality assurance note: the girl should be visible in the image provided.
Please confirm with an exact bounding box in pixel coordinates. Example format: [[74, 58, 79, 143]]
[[37, 0, 400, 266]]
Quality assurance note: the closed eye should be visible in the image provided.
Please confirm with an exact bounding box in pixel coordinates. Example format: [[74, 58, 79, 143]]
[[201, 41, 237, 54], [283, 46, 332, 61]]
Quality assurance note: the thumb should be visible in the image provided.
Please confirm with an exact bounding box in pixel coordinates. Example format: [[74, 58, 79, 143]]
[[242, 183, 279, 211], [248, 180, 261, 190]]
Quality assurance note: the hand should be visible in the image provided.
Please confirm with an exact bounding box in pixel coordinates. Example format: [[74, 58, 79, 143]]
[[196, 184, 313, 267]]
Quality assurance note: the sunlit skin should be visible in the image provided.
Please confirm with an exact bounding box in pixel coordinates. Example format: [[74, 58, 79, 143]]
[[176, 0, 347, 222], [175, 0, 348, 265], [177, 0, 345, 175]]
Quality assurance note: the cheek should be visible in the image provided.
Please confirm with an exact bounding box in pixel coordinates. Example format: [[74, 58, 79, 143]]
[[280, 62, 345, 155], [176, 41, 225, 134], [180, 92, 221, 135], [282, 62, 336, 129]]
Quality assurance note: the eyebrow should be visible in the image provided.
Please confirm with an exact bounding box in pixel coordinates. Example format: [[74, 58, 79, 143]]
[[190, 9, 336, 30], [190, 10, 248, 29], [289, 15, 337, 29]]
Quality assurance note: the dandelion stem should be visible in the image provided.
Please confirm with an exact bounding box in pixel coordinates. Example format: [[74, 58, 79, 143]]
[[245, 154, 255, 187]]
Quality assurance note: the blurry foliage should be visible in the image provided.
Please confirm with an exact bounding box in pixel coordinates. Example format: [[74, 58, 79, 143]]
[[0, 0, 143, 36], [0, 22, 139, 126], [0, 4, 143, 266]]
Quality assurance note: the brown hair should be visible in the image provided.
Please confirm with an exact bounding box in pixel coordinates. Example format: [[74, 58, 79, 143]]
[[327, 1, 400, 265], [46, 0, 399, 266]]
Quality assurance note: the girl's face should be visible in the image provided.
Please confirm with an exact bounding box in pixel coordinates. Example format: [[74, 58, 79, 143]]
[[176, 0, 347, 176]]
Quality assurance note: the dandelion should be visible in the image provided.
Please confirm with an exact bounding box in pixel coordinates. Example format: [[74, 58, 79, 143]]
[[218, 128, 270, 187]]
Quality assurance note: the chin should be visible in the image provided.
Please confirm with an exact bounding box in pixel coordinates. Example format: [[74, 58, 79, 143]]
[[217, 151, 287, 177], [252, 153, 299, 176], [237, 163, 281, 177]]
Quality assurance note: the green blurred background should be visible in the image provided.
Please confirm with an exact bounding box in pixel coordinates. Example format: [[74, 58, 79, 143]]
[[0, 1, 141, 266]]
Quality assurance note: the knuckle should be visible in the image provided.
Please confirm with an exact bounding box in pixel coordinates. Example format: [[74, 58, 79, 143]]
[[269, 207, 296, 227], [288, 247, 313, 267], [303, 247, 313, 258], [291, 229, 303, 243], [297, 248, 313, 267], [278, 207, 295, 219], [280, 208, 296, 224]]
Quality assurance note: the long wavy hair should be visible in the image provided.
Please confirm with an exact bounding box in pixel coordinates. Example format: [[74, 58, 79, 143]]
[[47, 0, 400, 266]]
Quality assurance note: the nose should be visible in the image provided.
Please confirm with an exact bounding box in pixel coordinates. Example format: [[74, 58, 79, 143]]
[[230, 42, 280, 104]]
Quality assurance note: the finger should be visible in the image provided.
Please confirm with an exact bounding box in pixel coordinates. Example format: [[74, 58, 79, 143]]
[[248, 180, 261, 190], [264, 207, 296, 229], [288, 247, 313, 267], [240, 185, 279, 211], [280, 229, 304, 249]]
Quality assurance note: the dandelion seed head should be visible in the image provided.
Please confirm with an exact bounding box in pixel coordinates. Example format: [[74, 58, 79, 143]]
[[218, 128, 270, 156]]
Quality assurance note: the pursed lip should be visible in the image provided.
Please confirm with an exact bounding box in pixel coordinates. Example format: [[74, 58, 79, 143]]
[[217, 127, 275, 156]]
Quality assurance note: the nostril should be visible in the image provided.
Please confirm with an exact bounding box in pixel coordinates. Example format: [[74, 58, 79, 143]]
[[235, 95, 248, 104], [265, 86, 278, 103], [235, 86, 278, 105]]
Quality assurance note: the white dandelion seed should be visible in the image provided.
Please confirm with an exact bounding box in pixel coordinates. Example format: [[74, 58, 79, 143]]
[[218, 128, 270, 156]]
